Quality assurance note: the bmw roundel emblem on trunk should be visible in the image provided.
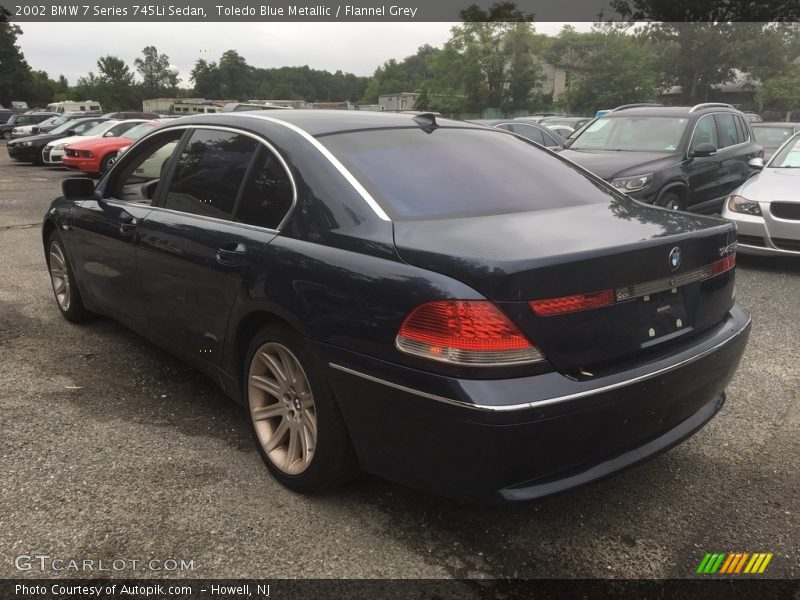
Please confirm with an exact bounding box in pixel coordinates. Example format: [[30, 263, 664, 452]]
[[669, 247, 682, 271]]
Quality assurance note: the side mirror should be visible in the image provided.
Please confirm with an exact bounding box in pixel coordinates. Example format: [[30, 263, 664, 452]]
[[66, 128, 76, 136], [104, 131, 115, 137], [747, 157, 765, 170], [62, 177, 95, 200], [692, 143, 717, 157], [562, 138, 574, 149]]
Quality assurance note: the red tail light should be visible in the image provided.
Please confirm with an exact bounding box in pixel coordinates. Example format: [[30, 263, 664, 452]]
[[711, 253, 735, 275], [529, 289, 615, 316], [396, 300, 544, 366]]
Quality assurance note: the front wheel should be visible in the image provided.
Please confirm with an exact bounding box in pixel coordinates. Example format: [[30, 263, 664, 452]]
[[245, 324, 359, 493], [656, 192, 684, 211], [100, 153, 117, 174]]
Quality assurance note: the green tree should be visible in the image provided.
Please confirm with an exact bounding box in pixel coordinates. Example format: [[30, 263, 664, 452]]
[[360, 59, 412, 103], [612, 1, 800, 104], [217, 50, 253, 100], [134, 46, 178, 97], [96, 55, 138, 110], [190, 58, 220, 98], [429, 13, 542, 113], [758, 65, 800, 121], [547, 24, 658, 113], [413, 86, 431, 110], [503, 22, 543, 111], [611, 0, 800, 22], [0, 22, 32, 106], [24, 70, 59, 106]]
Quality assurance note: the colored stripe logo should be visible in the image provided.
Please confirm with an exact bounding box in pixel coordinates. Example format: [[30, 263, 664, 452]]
[[696, 552, 774, 574]]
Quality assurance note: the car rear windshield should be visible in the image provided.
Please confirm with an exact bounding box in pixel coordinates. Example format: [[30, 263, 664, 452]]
[[570, 116, 689, 152], [753, 126, 797, 149], [319, 127, 616, 220]]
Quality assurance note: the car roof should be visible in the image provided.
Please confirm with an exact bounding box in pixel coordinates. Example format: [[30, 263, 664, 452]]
[[171, 110, 486, 137], [752, 122, 800, 127], [605, 105, 745, 118]]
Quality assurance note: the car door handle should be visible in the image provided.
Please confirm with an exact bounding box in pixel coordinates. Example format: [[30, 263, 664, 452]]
[[119, 219, 138, 236], [216, 242, 247, 266]]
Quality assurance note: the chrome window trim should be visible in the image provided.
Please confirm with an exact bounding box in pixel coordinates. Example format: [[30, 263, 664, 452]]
[[222, 112, 392, 221], [138, 204, 279, 236], [329, 313, 750, 413], [113, 124, 296, 232]]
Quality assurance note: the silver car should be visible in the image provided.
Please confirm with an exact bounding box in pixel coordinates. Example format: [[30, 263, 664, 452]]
[[723, 131, 800, 256]]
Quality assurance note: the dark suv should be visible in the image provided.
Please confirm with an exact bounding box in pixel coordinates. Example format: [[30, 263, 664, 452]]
[[1, 111, 57, 140], [560, 103, 764, 213]]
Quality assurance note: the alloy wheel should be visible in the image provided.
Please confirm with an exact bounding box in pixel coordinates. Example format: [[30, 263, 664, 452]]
[[48, 241, 71, 311], [248, 342, 317, 475]]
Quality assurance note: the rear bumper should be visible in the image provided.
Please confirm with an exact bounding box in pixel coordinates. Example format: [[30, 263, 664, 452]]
[[320, 303, 751, 502]]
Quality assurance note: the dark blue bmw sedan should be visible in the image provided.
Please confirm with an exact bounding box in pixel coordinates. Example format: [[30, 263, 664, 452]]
[[42, 111, 750, 502]]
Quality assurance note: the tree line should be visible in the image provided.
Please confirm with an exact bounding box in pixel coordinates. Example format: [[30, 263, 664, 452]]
[[2, 1, 800, 117]]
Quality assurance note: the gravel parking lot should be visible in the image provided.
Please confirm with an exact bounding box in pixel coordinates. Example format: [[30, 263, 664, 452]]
[[0, 148, 798, 580]]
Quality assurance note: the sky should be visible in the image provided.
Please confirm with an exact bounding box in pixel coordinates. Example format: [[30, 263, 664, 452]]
[[15, 22, 594, 86]]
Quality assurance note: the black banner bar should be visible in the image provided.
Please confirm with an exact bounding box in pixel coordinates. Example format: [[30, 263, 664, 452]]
[[4, 0, 622, 22], [1, 579, 799, 600]]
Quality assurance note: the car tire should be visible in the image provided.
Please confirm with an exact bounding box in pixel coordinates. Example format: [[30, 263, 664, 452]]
[[46, 232, 92, 323], [2, 131, 11, 140], [656, 191, 684, 211], [244, 324, 359, 494], [101, 153, 117, 174]]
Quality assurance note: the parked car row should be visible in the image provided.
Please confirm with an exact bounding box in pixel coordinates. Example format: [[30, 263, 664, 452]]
[[475, 103, 798, 257], [1, 111, 58, 140], [6, 113, 170, 176]]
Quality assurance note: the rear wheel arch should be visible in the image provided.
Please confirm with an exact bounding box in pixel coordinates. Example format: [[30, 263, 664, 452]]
[[42, 219, 58, 253], [232, 310, 307, 398]]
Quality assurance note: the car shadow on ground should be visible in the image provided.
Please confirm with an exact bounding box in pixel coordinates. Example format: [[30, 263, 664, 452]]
[[737, 253, 800, 275]]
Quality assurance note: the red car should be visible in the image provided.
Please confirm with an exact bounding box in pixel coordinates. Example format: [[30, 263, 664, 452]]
[[62, 120, 161, 175]]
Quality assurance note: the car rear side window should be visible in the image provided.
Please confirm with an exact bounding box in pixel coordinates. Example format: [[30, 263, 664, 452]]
[[509, 123, 545, 145], [164, 129, 257, 220], [733, 115, 748, 144], [234, 147, 294, 230], [715, 113, 739, 148], [319, 127, 616, 220]]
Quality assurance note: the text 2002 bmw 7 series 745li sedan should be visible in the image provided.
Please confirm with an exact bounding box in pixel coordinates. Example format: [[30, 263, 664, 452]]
[[42, 111, 751, 502]]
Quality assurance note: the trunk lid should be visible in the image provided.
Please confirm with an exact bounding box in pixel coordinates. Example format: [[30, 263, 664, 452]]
[[393, 200, 737, 373]]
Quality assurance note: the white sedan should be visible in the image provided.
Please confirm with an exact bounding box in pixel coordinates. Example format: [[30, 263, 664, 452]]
[[42, 120, 144, 165], [723, 131, 800, 256]]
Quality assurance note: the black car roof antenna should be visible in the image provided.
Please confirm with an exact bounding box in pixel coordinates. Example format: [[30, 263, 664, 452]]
[[412, 113, 439, 133]]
